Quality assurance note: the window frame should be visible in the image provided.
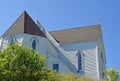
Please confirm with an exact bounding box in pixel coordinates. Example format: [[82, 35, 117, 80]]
[[76, 50, 84, 72], [53, 63, 59, 72], [32, 39, 36, 50], [30, 37, 39, 50], [78, 53, 82, 71], [8, 36, 16, 44]]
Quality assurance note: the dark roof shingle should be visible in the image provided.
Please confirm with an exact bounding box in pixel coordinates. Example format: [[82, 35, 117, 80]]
[[49, 25, 101, 44], [3, 11, 46, 37]]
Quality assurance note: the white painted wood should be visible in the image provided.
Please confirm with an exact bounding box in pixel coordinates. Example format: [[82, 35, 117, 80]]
[[0, 31, 105, 79], [0, 37, 2, 47], [61, 41, 99, 78]]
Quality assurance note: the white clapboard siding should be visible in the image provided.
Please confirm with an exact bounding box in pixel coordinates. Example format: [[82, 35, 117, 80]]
[[61, 41, 98, 78], [0, 38, 2, 44], [83, 48, 97, 78]]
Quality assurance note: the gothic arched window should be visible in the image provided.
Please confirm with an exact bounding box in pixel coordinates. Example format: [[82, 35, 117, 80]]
[[10, 38, 14, 43], [78, 53, 82, 71], [9, 36, 16, 44], [32, 39, 36, 50]]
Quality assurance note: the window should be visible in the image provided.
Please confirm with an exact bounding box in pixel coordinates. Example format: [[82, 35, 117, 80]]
[[53, 64, 59, 72], [30, 37, 39, 50], [101, 68, 105, 78], [78, 53, 82, 71], [101, 52, 104, 63], [76, 50, 84, 72], [9, 36, 16, 44], [32, 39, 36, 50], [102, 72, 105, 78], [10, 38, 14, 43]]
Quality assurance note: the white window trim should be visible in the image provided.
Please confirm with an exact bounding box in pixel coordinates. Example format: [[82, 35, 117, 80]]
[[52, 61, 60, 72]]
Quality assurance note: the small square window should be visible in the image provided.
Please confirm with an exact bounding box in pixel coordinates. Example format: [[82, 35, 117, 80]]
[[53, 64, 59, 72]]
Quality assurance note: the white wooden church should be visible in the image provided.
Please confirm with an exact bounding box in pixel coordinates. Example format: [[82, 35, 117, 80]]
[[0, 11, 106, 79]]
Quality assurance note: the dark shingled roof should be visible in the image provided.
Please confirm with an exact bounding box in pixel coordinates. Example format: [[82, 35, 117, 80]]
[[2, 11, 46, 37], [2, 11, 101, 44], [49, 25, 101, 44]]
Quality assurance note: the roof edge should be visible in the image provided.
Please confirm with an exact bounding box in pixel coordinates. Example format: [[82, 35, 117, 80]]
[[49, 24, 101, 32], [1, 11, 26, 37]]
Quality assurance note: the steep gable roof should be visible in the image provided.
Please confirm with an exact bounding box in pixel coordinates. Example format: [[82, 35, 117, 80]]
[[2, 11, 46, 37], [49, 25, 101, 44]]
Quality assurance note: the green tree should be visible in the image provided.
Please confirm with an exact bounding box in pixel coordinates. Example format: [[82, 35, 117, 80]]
[[0, 43, 56, 81], [105, 67, 119, 81]]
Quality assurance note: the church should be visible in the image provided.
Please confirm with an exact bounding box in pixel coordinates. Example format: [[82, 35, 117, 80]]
[[0, 11, 106, 79]]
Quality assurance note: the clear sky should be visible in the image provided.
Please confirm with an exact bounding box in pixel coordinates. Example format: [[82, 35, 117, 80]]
[[0, 0, 120, 74]]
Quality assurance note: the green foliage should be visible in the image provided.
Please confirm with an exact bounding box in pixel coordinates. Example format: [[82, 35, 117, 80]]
[[105, 67, 119, 81], [54, 73, 106, 81], [0, 43, 56, 81], [55, 73, 92, 81]]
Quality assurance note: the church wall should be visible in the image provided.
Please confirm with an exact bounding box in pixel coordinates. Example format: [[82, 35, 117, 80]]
[[1, 33, 59, 65], [97, 36, 106, 78], [22, 33, 58, 56], [1, 34, 23, 49], [0, 37, 2, 47], [46, 53, 70, 74], [61, 41, 99, 79], [0, 33, 105, 79], [1, 33, 68, 72], [21, 34, 71, 74]]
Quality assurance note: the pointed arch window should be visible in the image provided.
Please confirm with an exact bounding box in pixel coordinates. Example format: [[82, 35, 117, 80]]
[[78, 53, 82, 71], [101, 52, 104, 63], [10, 38, 14, 43], [9, 36, 16, 44], [32, 39, 36, 50], [30, 37, 39, 50]]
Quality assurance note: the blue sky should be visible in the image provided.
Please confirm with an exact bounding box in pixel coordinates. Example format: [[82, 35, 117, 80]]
[[0, 0, 120, 74]]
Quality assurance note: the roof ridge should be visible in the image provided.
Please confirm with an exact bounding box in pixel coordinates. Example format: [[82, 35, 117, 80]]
[[49, 24, 100, 32], [2, 11, 25, 37], [23, 11, 26, 33]]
